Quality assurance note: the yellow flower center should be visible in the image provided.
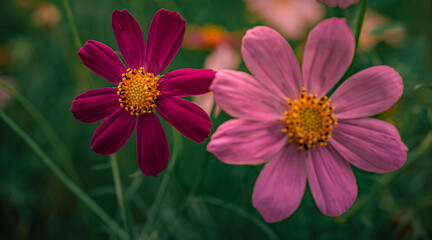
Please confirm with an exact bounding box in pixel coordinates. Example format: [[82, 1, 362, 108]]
[[282, 87, 337, 152], [117, 67, 160, 115]]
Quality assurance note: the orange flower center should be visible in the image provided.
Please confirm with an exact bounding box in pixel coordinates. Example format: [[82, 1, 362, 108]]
[[282, 87, 337, 152], [117, 67, 160, 115]]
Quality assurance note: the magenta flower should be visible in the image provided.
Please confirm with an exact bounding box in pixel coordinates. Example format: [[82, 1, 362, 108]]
[[317, 0, 359, 8], [207, 18, 407, 222], [71, 9, 214, 177]]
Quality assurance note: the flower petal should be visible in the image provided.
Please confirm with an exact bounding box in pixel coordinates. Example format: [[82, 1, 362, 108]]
[[158, 69, 215, 97], [331, 66, 403, 119], [112, 9, 146, 70], [252, 144, 306, 222], [307, 144, 357, 216], [241, 26, 302, 100], [211, 70, 287, 121], [156, 96, 211, 143], [207, 119, 288, 165], [145, 9, 185, 75], [302, 18, 355, 98], [331, 118, 407, 173], [193, 93, 214, 116], [317, 0, 360, 8], [70, 88, 120, 123], [78, 40, 126, 85], [136, 113, 169, 177], [90, 108, 136, 155]]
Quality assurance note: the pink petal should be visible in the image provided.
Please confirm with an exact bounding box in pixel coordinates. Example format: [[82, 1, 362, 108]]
[[136, 113, 169, 177], [90, 108, 136, 155], [241, 26, 302, 100], [158, 69, 215, 97], [252, 144, 306, 222], [211, 70, 287, 121], [331, 66, 403, 119], [70, 88, 120, 123], [207, 119, 288, 165], [307, 145, 357, 216], [330, 118, 407, 173], [78, 40, 126, 85], [302, 18, 355, 98], [156, 96, 211, 143], [316, 0, 360, 8], [145, 9, 185, 75], [112, 9, 146, 70]]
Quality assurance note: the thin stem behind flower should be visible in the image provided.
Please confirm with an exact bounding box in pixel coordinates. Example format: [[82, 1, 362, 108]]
[[0, 79, 81, 185], [0, 110, 128, 240], [110, 154, 134, 240], [139, 126, 183, 240], [346, 0, 368, 76]]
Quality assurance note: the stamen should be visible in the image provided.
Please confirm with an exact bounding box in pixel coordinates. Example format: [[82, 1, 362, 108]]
[[117, 67, 160, 115], [281, 87, 337, 153]]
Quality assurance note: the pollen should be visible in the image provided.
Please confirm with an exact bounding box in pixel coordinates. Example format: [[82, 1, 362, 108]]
[[117, 67, 160, 115], [281, 87, 337, 153]]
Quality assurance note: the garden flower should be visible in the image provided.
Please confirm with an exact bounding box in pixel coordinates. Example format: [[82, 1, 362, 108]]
[[316, 0, 359, 8], [71, 9, 214, 177], [245, 0, 324, 39], [207, 18, 407, 222], [193, 43, 240, 117]]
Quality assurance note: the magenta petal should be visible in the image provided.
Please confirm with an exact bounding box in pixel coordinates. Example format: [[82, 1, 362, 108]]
[[331, 66, 403, 119], [307, 145, 357, 216], [211, 70, 287, 121], [207, 119, 288, 165], [241, 26, 302, 100], [90, 108, 136, 155], [331, 118, 407, 173], [158, 68, 215, 97], [145, 9, 185, 75], [70, 88, 120, 123], [252, 144, 306, 222], [156, 96, 211, 143], [136, 113, 169, 177], [112, 9, 146, 70], [302, 18, 355, 98], [78, 40, 126, 85]]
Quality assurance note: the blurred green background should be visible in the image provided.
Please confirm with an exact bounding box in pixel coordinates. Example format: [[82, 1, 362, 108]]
[[1, 0, 432, 239]]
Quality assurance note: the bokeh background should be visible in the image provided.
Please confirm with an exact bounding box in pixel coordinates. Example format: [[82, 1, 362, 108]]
[[1, 0, 432, 239]]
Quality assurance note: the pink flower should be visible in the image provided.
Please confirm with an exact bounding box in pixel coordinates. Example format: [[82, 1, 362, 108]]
[[207, 18, 407, 222], [70, 9, 214, 177], [194, 43, 240, 117], [245, 0, 324, 39], [316, 0, 360, 8]]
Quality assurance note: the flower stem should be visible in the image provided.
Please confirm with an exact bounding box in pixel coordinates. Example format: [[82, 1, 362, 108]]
[[347, 0, 368, 75], [0, 79, 81, 185], [60, 0, 93, 88], [139, 126, 183, 240], [110, 154, 134, 240], [61, 0, 82, 50], [0, 110, 128, 239]]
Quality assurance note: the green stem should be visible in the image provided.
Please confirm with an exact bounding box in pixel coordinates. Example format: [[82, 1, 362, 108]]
[[347, 0, 368, 75], [110, 154, 134, 240], [60, 0, 93, 88], [346, 133, 432, 217], [0, 79, 81, 185], [139, 126, 183, 240], [61, 0, 82, 50], [190, 196, 280, 240], [0, 110, 127, 239]]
